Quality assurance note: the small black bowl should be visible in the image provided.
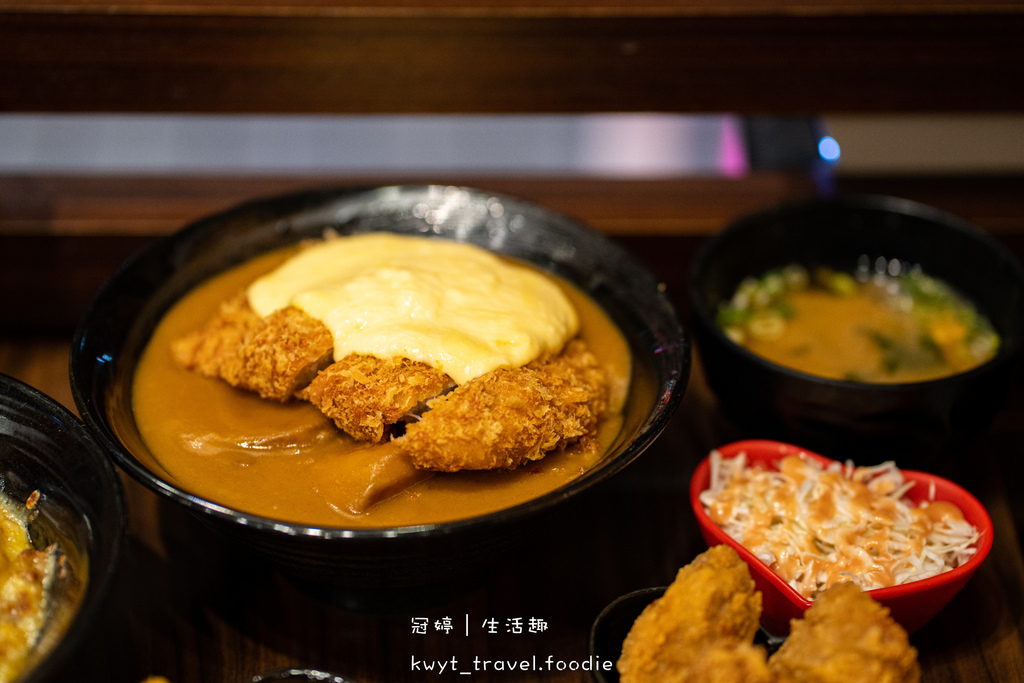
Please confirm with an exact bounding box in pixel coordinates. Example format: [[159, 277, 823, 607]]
[[0, 372, 125, 682], [70, 185, 688, 611], [689, 194, 1024, 465]]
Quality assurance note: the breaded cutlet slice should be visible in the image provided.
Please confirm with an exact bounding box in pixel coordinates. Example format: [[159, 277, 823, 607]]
[[301, 354, 455, 444], [171, 292, 261, 381], [172, 294, 334, 401], [173, 298, 610, 470], [395, 338, 609, 472]]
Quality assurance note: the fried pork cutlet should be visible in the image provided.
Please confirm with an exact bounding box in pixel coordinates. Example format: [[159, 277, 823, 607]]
[[768, 582, 920, 683], [394, 338, 609, 472], [171, 292, 261, 381], [174, 294, 609, 472], [302, 354, 455, 444], [172, 294, 334, 401], [617, 545, 764, 683]]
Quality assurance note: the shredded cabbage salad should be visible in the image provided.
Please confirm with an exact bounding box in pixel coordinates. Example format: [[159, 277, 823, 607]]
[[699, 450, 980, 599]]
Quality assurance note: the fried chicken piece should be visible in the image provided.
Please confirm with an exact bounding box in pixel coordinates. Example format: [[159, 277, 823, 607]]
[[395, 338, 609, 472], [617, 545, 764, 683], [172, 294, 334, 401], [768, 582, 920, 683], [682, 641, 774, 683], [302, 354, 455, 443]]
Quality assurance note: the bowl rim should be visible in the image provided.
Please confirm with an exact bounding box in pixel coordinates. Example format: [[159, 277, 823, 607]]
[[688, 438, 994, 610], [687, 192, 1024, 391], [71, 183, 690, 541], [0, 372, 127, 683]]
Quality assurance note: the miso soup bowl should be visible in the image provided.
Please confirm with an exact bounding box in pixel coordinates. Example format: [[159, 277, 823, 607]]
[[689, 439, 993, 636], [689, 194, 1024, 465], [70, 185, 688, 610], [0, 373, 125, 682]]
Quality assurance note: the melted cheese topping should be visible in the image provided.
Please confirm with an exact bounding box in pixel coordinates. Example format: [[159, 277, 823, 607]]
[[246, 233, 579, 385], [699, 452, 980, 599]]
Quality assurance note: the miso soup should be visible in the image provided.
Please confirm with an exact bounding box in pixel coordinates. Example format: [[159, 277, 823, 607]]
[[716, 260, 999, 383]]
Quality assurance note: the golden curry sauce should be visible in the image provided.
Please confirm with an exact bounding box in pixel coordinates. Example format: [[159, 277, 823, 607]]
[[132, 246, 632, 528]]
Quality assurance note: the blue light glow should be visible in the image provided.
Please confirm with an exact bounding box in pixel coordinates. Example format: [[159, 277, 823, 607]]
[[818, 135, 841, 162]]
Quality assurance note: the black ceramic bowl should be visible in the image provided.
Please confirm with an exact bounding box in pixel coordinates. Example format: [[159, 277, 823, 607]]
[[70, 185, 688, 610], [689, 194, 1024, 465], [0, 373, 125, 682]]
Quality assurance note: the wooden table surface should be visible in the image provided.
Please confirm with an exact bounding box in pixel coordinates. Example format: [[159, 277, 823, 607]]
[[2, 173, 1024, 682]]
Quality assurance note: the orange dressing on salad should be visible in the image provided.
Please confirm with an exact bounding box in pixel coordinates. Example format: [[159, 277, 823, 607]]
[[703, 454, 977, 598]]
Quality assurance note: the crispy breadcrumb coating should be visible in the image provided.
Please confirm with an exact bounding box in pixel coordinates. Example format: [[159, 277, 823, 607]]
[[171, 292, 261, 381], [172, 294, 334, 401], [173, 292, 610, 472], [302, 354, 455, 443], [395, 339, 609, 471], [768, 582, 920, 683], [617, 545, 763, 683], [232, 305, 335, 400]]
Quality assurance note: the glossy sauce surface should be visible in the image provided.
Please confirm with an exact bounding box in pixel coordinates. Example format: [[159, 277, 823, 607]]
[[132, 246, 632, 528]]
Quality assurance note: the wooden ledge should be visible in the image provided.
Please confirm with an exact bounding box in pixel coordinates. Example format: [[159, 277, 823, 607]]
[[2, 5, 1023, 113]]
